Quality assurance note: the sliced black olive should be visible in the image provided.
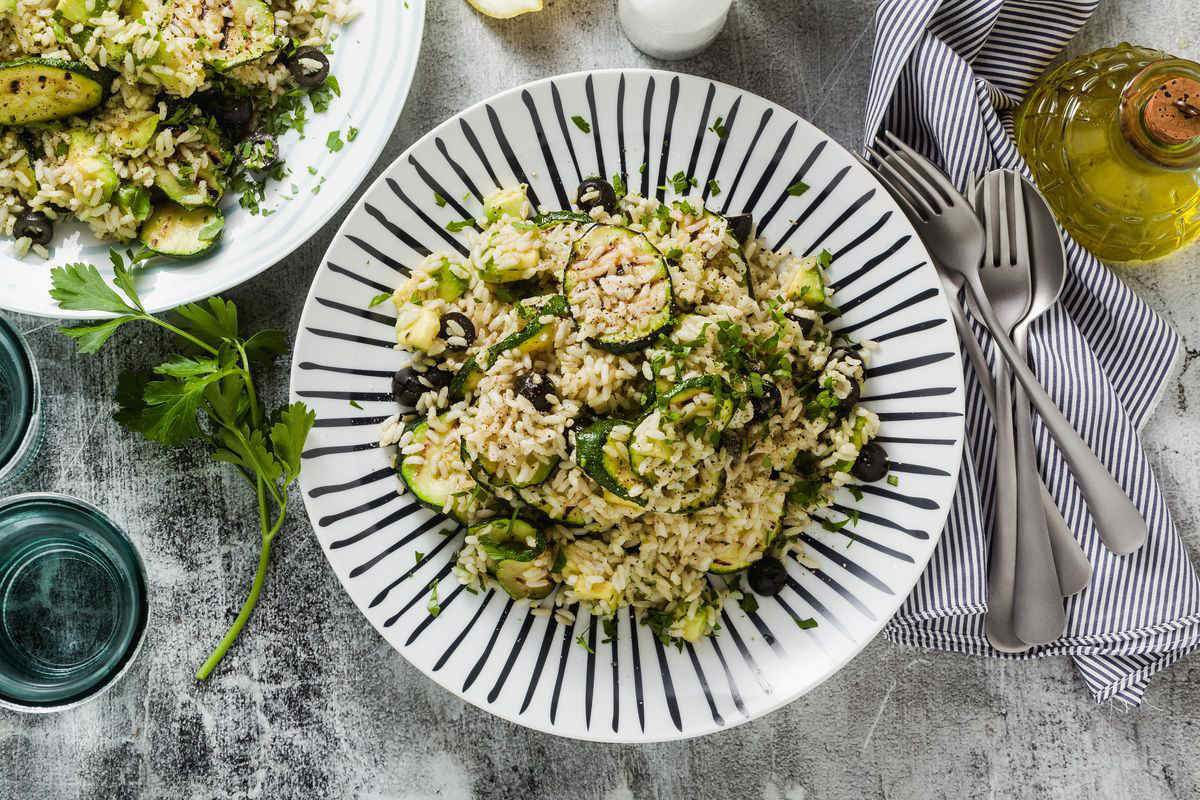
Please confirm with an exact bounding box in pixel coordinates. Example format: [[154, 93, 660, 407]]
[[514, 371, 556, 412], [725, 213, 753, 245], [438, 312, 476, 351], [575, 178, 617, 214], [748, 556, 788, 596], [285, 46, 330, 88], [851, 442, 889, 482], [392, 366, 455, 407], [750, 380, 782, 422], [828, 344, 862, 365], [200, 92, 253, 140], [785, 312, 817, 338], [14, 211, 52, 246], [239, 132, 279, 172]]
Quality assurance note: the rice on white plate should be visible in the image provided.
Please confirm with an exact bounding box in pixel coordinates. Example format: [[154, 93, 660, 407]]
[[379, 182, 885, 647], [0, 0, 358, 258]]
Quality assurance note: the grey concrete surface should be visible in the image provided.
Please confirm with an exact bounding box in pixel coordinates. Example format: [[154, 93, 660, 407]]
[[3, 1, 1200, 798]]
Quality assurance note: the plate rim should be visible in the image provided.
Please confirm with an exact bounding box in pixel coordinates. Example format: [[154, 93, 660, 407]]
[[3, 0, 426, 320], [290, 66, 966, 742]]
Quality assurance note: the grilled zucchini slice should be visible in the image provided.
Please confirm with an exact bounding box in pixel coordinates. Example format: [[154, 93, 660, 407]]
[[398, 417, 473, 522], [573, 419, 645, 505], [0, 59, 107, 125], [139, 203, 224, 257], [564, 224, 673, 354]]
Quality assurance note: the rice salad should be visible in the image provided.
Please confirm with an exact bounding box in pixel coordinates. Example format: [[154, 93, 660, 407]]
[[0, 0, 358, 259], [379, 179, 890, 647]]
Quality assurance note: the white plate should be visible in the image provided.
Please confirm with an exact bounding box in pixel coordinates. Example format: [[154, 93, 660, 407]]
[[290, 69, 966, 742], [1, 0, 424, 319]]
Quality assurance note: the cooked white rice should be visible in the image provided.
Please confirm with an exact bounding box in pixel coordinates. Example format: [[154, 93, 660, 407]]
[[0, 0, 358, 250], [381, 185, 881, 646]]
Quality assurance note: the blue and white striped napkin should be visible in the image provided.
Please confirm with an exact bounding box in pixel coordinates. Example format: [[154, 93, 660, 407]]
[[864, 0, 1200, 706]]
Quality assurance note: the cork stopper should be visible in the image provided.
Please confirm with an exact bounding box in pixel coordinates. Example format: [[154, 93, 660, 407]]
[[1143, 76, 1200, 145]]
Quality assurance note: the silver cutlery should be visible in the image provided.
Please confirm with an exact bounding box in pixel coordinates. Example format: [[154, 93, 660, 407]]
[[861, 132, 1148, 559], [1004, 176, 1092, 597], [978, 170, 1065, 646]]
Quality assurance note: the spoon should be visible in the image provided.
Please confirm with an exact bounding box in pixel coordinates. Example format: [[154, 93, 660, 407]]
[[1013, 178, 1092, 597]]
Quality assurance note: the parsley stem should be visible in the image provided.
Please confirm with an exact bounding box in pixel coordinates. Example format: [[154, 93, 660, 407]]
[[195, 497, 287, 681], [144, 314, 220, 357]]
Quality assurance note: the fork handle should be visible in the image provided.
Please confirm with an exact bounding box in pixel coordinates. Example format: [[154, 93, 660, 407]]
[[963, 275, 1149, 555], [985, 359, 1026, 652], [1013, 326, 1091, 596]]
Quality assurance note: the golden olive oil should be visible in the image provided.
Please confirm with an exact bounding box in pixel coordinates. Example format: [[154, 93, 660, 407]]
[[1015, 44, 1200, 263]]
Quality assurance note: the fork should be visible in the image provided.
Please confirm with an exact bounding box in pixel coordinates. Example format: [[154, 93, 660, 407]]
[[979, 170, 1066, 645], [861, 132, 1149, 558]]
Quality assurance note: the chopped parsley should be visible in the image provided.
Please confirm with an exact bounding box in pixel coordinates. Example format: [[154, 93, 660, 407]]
[[707, 178, 721, 196], [570, 115, 592, 133], [664, 247, 683, 264], [673, 199, 699, 216], [427, 580, 440, 617], [575, 630, 594, 653], [738, 591, 759, 614], [601, 617, 618, 644], [433, 192, 447, 207], [414, 551, 424, 564], [848, 485, 864, 501], [446, 219, 475, 232], [611, 172, 626, 199], [665, 170, 696, 194], [348, 399, 362, 410], [326, 130, 344, 152], [347, 126, 359, 141], [787, 180, 810, 197], [642, 609, 683, 650], [795, 617, 818, 630], [367, 291, 391, 307], [710, 116, 727, 139], [887, 474, 899, 486], [638, 163, 647, 174]]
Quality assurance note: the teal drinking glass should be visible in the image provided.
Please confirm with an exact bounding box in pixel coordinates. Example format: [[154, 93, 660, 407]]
[[0, 315, 41, 486], [0, 494, 149, 711]]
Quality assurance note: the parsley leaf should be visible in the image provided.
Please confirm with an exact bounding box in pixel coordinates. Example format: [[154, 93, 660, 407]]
[[326, 130, 344, 152], [446, 219, 475, 232], [611, 172, 626, 199], [795, 617, 818, 630], [368, 291, 392, 307], [570, 115, 591, 133], [887, 474, 899, 486], [707, 178, 721, 196], [433, 192, 447, 207], [709, 116, 727, 139], [575, 631, 594, 653], [787, 181, 810, 197]]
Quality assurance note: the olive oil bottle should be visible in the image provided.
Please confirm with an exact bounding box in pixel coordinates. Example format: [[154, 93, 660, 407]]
[[1015, 44, 1200, 263]]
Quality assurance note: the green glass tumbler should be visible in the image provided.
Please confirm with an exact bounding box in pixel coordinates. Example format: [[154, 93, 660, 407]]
[[0, 494, 148, 712], [0, 315, 41, 486]]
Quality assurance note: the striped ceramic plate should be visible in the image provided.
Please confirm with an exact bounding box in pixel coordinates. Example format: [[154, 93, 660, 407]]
[[290, 69, 965, 742], [1, 0, 424, 319]]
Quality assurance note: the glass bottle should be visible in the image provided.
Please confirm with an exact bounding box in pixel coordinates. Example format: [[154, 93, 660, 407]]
[[1015, 44, 1200, 263]]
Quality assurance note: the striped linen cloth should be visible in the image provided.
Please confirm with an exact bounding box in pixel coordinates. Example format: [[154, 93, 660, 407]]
[[864, 0, 1200, 706]]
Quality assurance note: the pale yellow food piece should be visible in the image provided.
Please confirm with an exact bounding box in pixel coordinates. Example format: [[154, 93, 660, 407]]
[[466, 0, 542, 20]]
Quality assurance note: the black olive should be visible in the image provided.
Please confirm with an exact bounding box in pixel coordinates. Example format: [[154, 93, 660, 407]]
[[285, 46, 330, 88], [748, 556, 788, 596], [750, 380, 782, 422], [238, 132, 280, 172], [838, 379, 862, 413], [719, 428, 743, 457], [851, 442, 889, 482], [515, 371, 557, 412], [392, 366, 455, 407], [792, 450, 819, 476], [828, 344, 862, 365], [725, 213, 754, 245], [785, 311, 816, 337], [575, 178, 617, 214], [13, 211, 52, 246], [200, 92, 253, 140], [438, 312, 476, 351]]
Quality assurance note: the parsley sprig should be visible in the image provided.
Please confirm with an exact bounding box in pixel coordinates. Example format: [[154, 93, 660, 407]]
[[49, 251, 316, 680]]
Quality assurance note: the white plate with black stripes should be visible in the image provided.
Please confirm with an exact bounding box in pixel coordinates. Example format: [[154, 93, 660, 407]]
[[289, 69, 966, 742]]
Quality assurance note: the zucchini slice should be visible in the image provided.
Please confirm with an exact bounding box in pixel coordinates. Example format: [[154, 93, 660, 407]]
[[784, 250, 831, 308], [662, 461, 727, 515], [0, 59, 106, 125], [470, 518, 544, 563], [139, 203, 224, 257], [449, 357, 484, 401], [461, 434, 559, 489], [399, 417, 472, 521], [564, 224, 673, 354], [187, 0, 280, 71], [573, 419, 645, 505], [494, 558, 554, 600], [659, 376, 737, 429]]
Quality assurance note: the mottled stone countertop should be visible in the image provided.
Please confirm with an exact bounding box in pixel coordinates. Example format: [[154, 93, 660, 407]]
[[3, 1, 1200, 798]]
